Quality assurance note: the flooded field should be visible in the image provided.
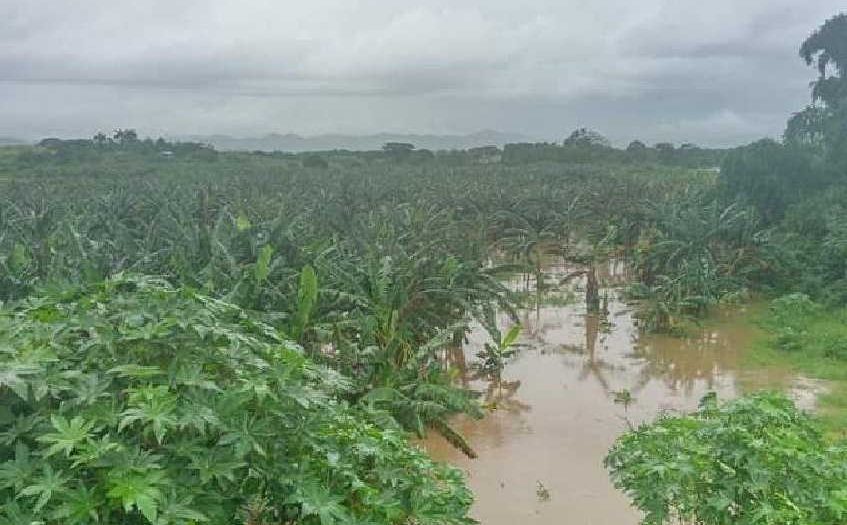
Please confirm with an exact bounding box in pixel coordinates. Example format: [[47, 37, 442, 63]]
[[422, 260, 821, 524]]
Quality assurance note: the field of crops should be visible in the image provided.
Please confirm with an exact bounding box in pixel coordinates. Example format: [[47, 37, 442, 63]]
[[3, 112, 847, 523], [5, 7, 847, 525], [0, 144, 718, 523]]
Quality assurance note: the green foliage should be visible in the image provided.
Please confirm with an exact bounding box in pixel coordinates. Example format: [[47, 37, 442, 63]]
[[476, 323, 522, 376], [501, 140, 726, 167], [606, 393, 847, 525], [764, 294, 847, 360], [626, 15, 847, 316], [3, 11, 847, 523], [797, 13, 847, 167], [719, 139, 824, 223], [253, 244, 273, 285], [767, 187, 847, 304], [562, 128, 611, 148], [0, 276, 474, 524], [289, 264, 317, 342], [301, 155, 329, 169], [748, 296, 847, 434], [628, 191, 763, 331]]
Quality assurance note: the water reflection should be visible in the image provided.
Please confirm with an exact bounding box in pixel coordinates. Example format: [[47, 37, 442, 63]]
[[483, 379, 530, 413], [423, 259, 798, 525]]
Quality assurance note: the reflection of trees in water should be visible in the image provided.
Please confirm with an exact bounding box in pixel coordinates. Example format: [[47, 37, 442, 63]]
[[443, 340, 530, 414], [575, 313, 615, 394], [451, 259, 743, 417], [574, 320, 738, 399], [598, 258, 631, 287], [482, 378, 531, 413], [444, 344, 469, 387], [516, 270, 623, 398], [632, 330, 739, 395], [443, 258, 750, 435], [517, 306, 572, 344], [558, 293, 736, 400], [543, 262, 746, 399]]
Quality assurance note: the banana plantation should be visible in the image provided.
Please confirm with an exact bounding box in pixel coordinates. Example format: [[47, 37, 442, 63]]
[[0, 146, 760, 523], [2, 12, 847, 525]]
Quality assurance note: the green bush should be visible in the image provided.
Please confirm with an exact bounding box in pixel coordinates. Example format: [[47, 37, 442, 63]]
[[774, 328, 804, 352], [0, 275, 473, 525], [606, 393, 847, 525], [770, 292, 821, 320], [764, 294, 847, 362], [822, 334, 847, 360]]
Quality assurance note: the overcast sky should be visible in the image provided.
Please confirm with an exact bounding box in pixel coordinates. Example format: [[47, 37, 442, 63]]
[[1, 1, 843, 146]]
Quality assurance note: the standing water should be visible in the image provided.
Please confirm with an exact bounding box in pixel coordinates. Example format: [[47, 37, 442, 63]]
[[422, 259, 818, 524]]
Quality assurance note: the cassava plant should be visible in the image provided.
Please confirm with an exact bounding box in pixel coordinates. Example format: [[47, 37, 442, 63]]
[[0, 275, 474, 525], [605, 392, 847, 525]]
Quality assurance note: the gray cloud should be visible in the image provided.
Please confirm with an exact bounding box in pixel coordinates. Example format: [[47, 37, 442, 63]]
[[0, 0, 843, 145]]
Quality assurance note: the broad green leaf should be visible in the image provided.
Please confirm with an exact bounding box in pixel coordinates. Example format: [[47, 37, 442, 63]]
[[107, 472, 164, 524], [235, 213, 252, 232], [37, 415, 95, 457], [254, 244, 274, 284], [501, 324, 522, 349], [290, 264, 318, 341], [19, 465, 68, 512]]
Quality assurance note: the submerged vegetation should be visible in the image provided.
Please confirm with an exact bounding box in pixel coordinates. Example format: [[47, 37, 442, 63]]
[[1, 11, 847, 525], [2, 135, 700, 522]]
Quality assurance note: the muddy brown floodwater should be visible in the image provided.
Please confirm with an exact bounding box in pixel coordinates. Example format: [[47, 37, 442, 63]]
[[422, 259, 822, 525]]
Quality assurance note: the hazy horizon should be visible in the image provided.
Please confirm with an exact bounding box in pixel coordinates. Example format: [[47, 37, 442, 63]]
[[0, 128, 741, 151], [2, 1, 844, 147]]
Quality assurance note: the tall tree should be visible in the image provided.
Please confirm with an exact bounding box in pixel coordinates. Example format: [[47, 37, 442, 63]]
[[788, 14, 847, 165], [563, 128, 610, 148], [801, 13, 847, 108]]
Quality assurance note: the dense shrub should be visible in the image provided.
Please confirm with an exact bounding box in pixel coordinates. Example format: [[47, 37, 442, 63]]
[[0, 275, 473, 524], [764, 293, 847, 362], [606, 393, 847, 525], [719, 139, 823, 224]]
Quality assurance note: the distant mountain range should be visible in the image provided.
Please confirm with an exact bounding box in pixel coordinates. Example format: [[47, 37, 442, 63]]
[[174, 130, 535, 152], [0, 137, 28, 145]]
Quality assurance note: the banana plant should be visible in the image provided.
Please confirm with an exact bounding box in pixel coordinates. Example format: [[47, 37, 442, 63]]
[[288, 264, 318, 342], [477, 321, 522, 378]]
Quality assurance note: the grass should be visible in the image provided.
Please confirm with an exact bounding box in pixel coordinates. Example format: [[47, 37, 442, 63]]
[[743, 295, 847, 438]]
